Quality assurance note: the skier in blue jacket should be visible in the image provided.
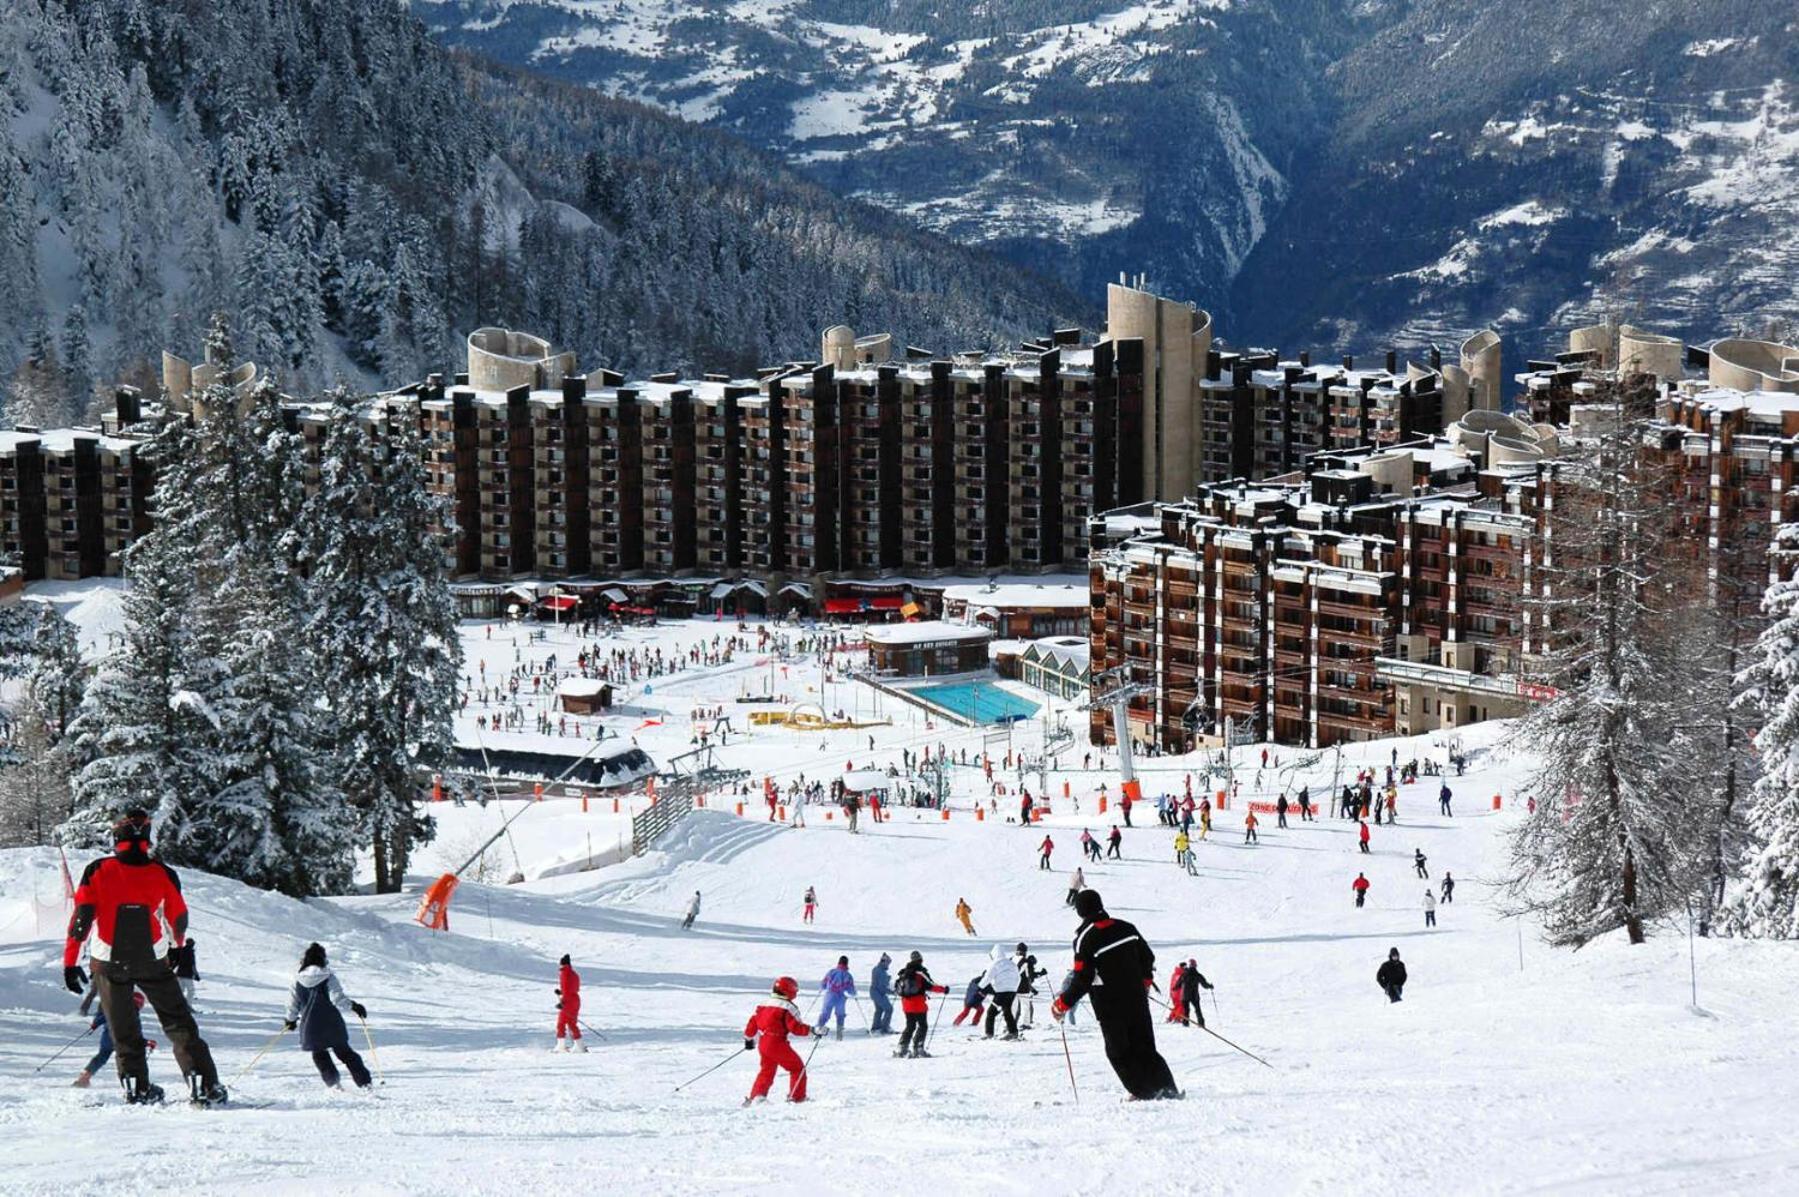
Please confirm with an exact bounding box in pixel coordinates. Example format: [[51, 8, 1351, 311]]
[[816, 955, 857, 1040], [868, 953, 894, 1035], [282, 943, 372, 1089], [72, 990, 154, 1087]]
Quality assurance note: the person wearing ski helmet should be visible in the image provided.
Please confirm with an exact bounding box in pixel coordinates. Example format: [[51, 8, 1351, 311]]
[[743, 976, 813, 1103], [1052, 889, 1179, 1100], [892, 951, 949, 1058], [63, 809, 224, 1106]]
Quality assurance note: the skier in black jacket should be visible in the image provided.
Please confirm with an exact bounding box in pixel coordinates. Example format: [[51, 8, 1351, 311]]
[[1051, 889, 1179, 1100], [1377, 948, 1407, 1003], [1178, 959, 1213, 1027]]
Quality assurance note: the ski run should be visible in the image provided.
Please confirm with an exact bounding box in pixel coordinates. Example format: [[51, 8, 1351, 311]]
[[4, 606, 1799, 1194]]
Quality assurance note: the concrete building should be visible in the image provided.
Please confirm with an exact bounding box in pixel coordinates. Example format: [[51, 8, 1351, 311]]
[[1088, 427, 1552, 751], [1105, 277, 1210, 502]]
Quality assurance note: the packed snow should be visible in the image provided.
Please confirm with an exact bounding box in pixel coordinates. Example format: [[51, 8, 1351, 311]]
[[5, 614, 1799, 1192]]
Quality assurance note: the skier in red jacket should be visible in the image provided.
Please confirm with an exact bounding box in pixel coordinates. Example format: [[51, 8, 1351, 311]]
[[743, 976, 812, 1103], [63, 809, 224, 1106], [554, 954, 586, 1052]]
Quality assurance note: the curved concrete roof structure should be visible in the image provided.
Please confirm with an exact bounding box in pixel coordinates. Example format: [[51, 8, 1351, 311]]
[[1709, 337, 1799, 393]]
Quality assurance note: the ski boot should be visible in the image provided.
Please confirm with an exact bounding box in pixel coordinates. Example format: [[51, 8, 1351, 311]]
[[189, 1074, 229, 1107], [911, 1048, 932, 1058], [122, 1075, 164, 1106], [834, 1027, 843, 1041], [891, 1047, 911, 1059], [575, 1041, 589, 1053]]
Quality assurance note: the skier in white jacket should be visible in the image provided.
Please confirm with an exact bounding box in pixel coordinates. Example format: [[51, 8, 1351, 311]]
[[980, 945, 1021, 1039], [682, 891, 701, 930], [282, 943, 371, 1089]]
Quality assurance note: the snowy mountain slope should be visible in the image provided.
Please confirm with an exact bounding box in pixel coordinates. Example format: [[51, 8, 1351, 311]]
[[7, 709, 1799, 1193], [421, 0, 1798, 364], [1233, 0, 1799, 359], [415, 0, 1354, 321], [0, 0, 1079, 411]]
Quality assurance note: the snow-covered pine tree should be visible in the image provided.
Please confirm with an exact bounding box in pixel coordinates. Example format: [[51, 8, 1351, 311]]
[[26, 602, 85, 743], [200, 554, 355, 896], [303, 396, 461, 892], [59, 304, 94, 422], [1721, 524, 1799, 939], [62, 491, 215, 855], [1504, 375, 1719, 946], [0, 705, 71, 848]]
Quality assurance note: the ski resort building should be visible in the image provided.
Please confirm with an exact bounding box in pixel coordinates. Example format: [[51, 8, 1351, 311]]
[[1088, 420, 1556, 751]]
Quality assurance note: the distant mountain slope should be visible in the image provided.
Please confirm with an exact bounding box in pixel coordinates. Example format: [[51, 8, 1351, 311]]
[[415, 0, 1364, 325], [419, 0, 1798, 362], [1234, 0, 1799, 359], [0, 0, 1080, 419]]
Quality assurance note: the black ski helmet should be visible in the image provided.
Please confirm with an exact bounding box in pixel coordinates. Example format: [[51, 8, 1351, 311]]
[[1073, 889, 1105, 920], [1015, 942, 1028, 955], [909, 950, 923, 963], [112, 809, 152, 853], [560, 954, 571, 967]]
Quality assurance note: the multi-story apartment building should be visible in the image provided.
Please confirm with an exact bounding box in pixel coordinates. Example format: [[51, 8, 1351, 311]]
[[0, 424, 148, 581], [1192, 329, 1503, 487], [354, 316, 1154, 591], [1089, 420, 1557, 751]]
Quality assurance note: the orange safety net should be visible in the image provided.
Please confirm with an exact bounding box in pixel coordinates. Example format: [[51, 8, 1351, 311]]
[[415, 873, 459, 931]]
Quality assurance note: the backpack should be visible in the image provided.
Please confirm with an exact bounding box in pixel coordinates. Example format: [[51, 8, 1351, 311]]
[[895, 968, 925, 998]]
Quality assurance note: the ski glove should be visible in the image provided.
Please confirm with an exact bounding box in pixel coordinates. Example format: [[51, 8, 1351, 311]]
[[744, 1039, 756, 1051], [351, 1002, 367, 1021], [284, 1020, 298, 1032], [63, 965, 88, 994]]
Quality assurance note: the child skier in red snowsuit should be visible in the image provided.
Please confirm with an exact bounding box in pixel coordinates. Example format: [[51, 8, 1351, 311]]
[[1167, 963, 1186, 1023], [554, 955, 585, 1051], [744, 976, 812, 1103]]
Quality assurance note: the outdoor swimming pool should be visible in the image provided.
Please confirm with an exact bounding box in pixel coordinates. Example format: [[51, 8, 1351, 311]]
[[910, 680, 1043, 724]]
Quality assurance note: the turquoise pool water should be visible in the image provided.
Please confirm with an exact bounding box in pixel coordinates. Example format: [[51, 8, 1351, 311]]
[[911, 681, 1042, 724]]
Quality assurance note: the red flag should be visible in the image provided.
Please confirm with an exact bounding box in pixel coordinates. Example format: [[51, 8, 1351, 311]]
[[636, 718, 662, 730], [59, 848, 75, 900]]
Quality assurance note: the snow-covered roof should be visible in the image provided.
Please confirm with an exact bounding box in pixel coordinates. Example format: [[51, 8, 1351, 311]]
[[865, 620, 992, 646], [1024, 635, 1091, 670], [941, 583, 1088, 610], [556, 677, 610, 698], [1678, 387, 1799, 419]]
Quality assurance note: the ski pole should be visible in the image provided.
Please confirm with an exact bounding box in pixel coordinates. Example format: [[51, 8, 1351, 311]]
[[33, 1023, 96, 1073], [921, 986, 951, 1052], [1058, 1020, 1080, 1105], [793, 1029, 826, 1095], [229, 1027, 290, 1087], [851, 995, 871, 1031], [356, 1014, 385, 1086], [1197, 1023, 1274, 1069], [673, 1044, 750, 1093], [579, 1019, 610, 1042]]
